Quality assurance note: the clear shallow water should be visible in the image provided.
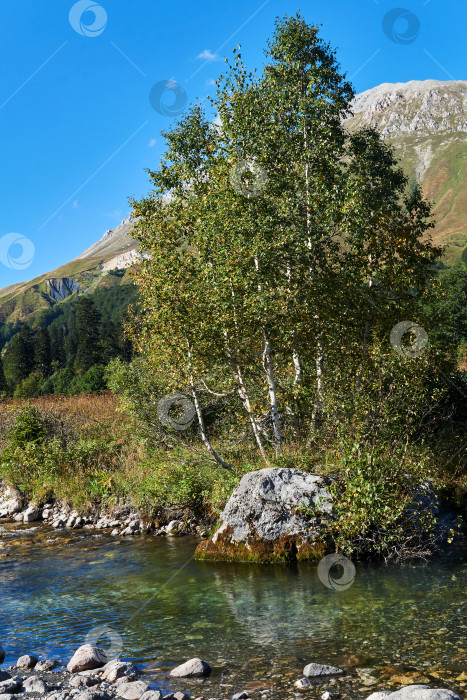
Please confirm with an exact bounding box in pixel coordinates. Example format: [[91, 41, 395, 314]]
[[0, 523, 466, 699]]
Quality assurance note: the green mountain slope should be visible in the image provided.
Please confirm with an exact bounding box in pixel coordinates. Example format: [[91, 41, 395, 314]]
[[346, 79, 467, 265], [0, 216, 139, 330]]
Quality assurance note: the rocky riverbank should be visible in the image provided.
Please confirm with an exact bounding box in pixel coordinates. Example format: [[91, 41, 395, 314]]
[[0, 484, 212, 539], [0, 645, 464, 700], [1, 466, 463, 563]]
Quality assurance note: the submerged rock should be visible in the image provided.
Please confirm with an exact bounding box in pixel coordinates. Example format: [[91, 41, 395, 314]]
[[303, 663, 344, 677], [367, 687, 462, 700], [196, 468, 331, 563], [170, 657, 212, 677]]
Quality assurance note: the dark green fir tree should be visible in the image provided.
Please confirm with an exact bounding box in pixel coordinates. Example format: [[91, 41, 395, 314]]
[[75, 297, 102, 372], [34, 327, 52, 378]]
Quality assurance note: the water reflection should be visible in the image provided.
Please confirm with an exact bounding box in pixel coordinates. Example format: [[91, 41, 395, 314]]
[[0, 523, 465, 696]]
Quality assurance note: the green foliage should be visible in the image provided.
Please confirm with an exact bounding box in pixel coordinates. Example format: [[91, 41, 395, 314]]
[[325, 442, 438, 559], [0, 405, 122, 507], [51, 366, 75, 395], [107, 357, 177, 441], [129, 13, 441, 468], [13, 371, 42, 398], [119, 450, 247, 515], [1, 281, 136, 397], [8, 406, 48, 448], [7, 324, 34, 387], [72, 365, 107, 394], [0, 355, 7, 394]]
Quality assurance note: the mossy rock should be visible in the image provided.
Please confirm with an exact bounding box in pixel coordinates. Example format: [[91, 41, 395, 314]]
[[195, 527, 328, 564]]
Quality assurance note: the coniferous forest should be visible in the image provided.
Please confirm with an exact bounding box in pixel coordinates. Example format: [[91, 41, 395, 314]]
[[0, 281, 135, 397]]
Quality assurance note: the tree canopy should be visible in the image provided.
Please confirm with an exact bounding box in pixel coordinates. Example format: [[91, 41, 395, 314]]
[[129, 14, 444, 470]]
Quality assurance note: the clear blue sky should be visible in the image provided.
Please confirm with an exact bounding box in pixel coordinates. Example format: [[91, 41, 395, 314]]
[[0, 0, 465, 288]]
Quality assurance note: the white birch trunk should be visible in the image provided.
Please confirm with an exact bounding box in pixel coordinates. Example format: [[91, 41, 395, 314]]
[[186, 340, 233, 471], [254, 255, 282, 454], [293, 350, 302, 386]]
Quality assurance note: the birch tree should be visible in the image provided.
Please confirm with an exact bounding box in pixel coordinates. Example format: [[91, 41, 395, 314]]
[[129, 14, 439, 464]]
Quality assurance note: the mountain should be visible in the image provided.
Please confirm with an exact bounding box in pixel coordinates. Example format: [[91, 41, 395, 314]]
[[346, 79, 467, 265], [0, 216, 140, 328], [1, 79, 466, 331]]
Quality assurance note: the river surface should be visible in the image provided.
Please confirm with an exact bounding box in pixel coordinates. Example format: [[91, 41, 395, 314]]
[[0, 523, 466, 699]]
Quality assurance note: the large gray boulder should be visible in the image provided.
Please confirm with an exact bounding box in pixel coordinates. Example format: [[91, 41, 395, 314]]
[[0, 677, 21, 694], [196, 468, 331, 563], [367, 687, 462, 700]]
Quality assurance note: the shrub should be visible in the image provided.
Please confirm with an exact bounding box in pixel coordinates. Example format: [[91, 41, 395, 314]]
[[51, 366, 75, 395], [319, 440, 439, 560], [8, 406, 48, 447], [13, 372, 42, 398]]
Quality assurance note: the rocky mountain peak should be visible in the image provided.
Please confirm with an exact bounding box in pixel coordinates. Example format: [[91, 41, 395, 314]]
[[348, 79, 467, 138]]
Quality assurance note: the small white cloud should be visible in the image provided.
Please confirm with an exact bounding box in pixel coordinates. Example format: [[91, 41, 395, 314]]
[[206, 78, 216, 87], [197, 49, 220, 62], [213, 114, 222, 127], [148, 138, 157, 147], [72, 200, 80, 209], [105, 209, 123, 220]]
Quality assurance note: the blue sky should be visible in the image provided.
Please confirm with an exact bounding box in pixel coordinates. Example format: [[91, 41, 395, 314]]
[[0, 0, 465, 288]]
